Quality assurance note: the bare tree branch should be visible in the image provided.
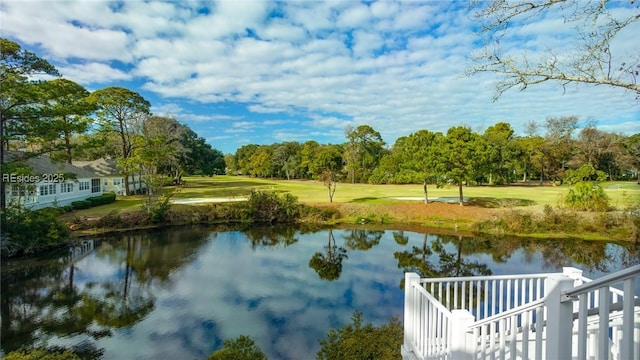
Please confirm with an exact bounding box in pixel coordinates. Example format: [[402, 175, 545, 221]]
[[468, 0, 640, 100]]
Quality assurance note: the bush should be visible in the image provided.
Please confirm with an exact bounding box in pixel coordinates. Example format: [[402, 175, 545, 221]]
[[95, 211, 123, 228], [1, 206, 70, 256], [317, 311, 402, 360], [244, 191, 300, 223], [565, 182, 610, 212], [86, 196, 103, 206], [101, 192, 116, 203], [208, 335, 267, 360], [299, 205, 341, 222], [4, 348, 81, 360], [71, 200, 91, 210], [141, 194, 173, 223]]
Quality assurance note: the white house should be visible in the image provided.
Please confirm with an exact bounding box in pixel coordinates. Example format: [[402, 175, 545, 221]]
[[73, 158, 146, 196], [4, 151, 103, 210]]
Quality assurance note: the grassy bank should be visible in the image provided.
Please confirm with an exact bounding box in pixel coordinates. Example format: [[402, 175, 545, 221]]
[[59, 176, 640, 241]]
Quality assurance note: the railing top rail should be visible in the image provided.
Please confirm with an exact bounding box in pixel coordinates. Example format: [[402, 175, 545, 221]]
[[412, 282, 454, 318], [468, 298, 546, 329], [574, 275, 626, 297], [419, 272, 557, 284], [563, 264, 640, 299]]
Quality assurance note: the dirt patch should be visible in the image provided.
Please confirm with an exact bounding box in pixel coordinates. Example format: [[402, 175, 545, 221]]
[[312, 201, 497, 229]]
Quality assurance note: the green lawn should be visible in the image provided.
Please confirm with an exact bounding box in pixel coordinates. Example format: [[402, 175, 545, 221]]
[[177, 176, 638, 208], [64, 176, 639, 219]]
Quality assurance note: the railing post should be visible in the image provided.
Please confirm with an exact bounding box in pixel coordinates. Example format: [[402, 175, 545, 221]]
[[563, 266, 584, 285], [402, 272, 420, 359], [563, 267, 584, 313], [450, 309, 474, 360], [545, 274, 575, 360]]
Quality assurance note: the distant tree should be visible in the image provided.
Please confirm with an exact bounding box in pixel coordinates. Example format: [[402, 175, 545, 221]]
[[572, 123, 629, 180], [442, 126, 481, 205], [401, 130, 445, 203], [140, 116, 190, 183], [89, 87, 150, 195], [625, 134, 640, 184], [224, 153, 237, 175], [124, 134, 176, 221], [309, 144, 343, 202], [469, 0, 640, 99], [514, 135, 544, 183], [541, 116, 578, 182], [299, 140, 320, 179], [248, 146, 275, 178], [343, 125, 385, 183], [178, 126, 225, 177], [273, 141, 301, 180], [235, 144, 260, 175], [481, 122, 518, 184]]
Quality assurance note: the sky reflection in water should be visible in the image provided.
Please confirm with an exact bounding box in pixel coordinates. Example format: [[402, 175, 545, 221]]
[[1, 226, 637, 359]]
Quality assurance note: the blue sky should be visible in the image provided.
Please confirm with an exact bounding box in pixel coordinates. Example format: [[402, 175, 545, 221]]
[[1, 0, 638, 154]]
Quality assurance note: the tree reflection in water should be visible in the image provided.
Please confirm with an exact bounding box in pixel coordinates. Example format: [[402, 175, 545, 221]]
[[394, 232, 492, 295], [309, 229, 348, 281], [1, 227, 637, 359], [0, 227, 211, 356]]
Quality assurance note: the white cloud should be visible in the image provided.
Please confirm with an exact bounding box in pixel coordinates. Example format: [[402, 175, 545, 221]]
[[1, 0, 636, 153], [58, 62, 132, 84]]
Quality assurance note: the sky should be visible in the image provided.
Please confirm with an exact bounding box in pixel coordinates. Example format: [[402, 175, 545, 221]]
[[1, 0, 638, 154]]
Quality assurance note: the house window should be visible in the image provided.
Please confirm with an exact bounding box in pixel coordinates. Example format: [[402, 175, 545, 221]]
[[10, 184, 25, 197], [91, 178, 101, 193], [113, 178, 122, 186], [79, 181, 90, 191], [104, 179, 109, 186], [61, 183, 74, 193], [39, 184, 56, 196]]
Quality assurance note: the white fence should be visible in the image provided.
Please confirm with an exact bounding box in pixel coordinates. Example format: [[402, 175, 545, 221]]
[[402, 266, 640, 360]]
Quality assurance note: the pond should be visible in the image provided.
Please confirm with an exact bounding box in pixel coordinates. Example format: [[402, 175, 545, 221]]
[[1, 226, 638, 359]]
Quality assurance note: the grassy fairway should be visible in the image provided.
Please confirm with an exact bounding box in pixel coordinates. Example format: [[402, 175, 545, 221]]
[[175, 176, 638, 209], [62, 175, 639, 232]]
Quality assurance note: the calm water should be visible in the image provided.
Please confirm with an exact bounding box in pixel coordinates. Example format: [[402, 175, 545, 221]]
[[1, 226, 638, 359]]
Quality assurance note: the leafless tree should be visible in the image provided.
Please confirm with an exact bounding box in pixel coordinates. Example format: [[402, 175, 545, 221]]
[[469, 0, 640, 100]]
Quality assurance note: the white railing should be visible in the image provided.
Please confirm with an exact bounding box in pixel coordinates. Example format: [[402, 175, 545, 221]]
[[561, 265, 640, 360], [68, 239, 95, 262], [403, 272, 475, 360], [420, 273, 549, 321], [402, 266, 640, 360]]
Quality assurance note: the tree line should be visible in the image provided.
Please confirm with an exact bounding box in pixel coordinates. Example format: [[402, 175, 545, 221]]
[[228, 121, 640, 204], [0, 38, 225, 208]]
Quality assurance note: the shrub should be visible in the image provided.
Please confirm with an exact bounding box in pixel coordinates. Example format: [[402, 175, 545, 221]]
[[565, 181, 610, 212], [244, 191, 300, 223], [317, 311, 402, 360], [101, 192, 116, 203], [71, 200, 91, 210], [1, 206, 70, 257], [208, 335, 267, 360], [4, 348, 81, 360], [141, 194, 172, 223], [299, 205, 341, 222], [95, 211, 123, 228]]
